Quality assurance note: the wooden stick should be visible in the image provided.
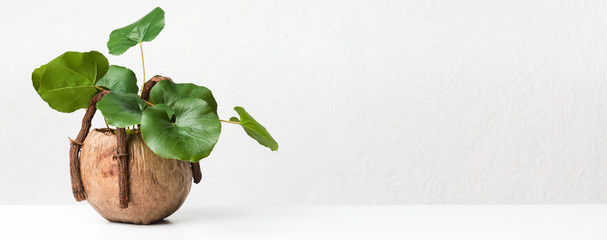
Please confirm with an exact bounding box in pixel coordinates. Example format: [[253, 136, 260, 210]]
[[141, 76, 172, 100], [69, 90, 109, 201], [191, 162, 202, 184], [115, 128, 129, 208], [113, 76, 172, 207]]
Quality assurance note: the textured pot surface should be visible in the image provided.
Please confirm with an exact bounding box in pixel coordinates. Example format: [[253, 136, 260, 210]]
[[80, 129, 192, 224]]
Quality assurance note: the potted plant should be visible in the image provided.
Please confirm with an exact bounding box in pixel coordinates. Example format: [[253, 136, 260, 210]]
[[32, 7, 278, 224]]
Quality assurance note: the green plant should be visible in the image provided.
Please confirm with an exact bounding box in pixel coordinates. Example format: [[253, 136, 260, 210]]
[[33, 7, 278, 163]]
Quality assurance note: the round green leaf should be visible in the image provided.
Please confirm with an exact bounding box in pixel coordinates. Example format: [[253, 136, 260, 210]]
[[97, 92, 147, 127], [141, 98, 221, 162], [234, 106, 278, 151], [107, 7, 165, 55], [149, 80, 218, 114], [96, 65, 138, 94], [34, 51, 109, 113]]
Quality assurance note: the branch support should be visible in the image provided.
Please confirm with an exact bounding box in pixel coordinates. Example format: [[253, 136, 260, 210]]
[[69, 90, 109, 201], [115, 128, 129, 208]]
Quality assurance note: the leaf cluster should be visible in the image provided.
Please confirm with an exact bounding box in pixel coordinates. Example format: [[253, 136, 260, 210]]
[[32, 7, 278, 162]]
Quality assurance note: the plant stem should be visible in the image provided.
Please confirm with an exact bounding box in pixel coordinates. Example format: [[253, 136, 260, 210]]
[[220, 119, 241, 125], [103, 117, 113, 133], [139, 42, 146, 96], [142, 99, 154, 107]]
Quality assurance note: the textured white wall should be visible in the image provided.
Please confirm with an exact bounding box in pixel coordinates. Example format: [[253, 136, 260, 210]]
[[1, 0, 607, 204]]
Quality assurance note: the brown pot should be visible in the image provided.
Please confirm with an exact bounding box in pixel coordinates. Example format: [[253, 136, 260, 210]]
[[80, 129, 192, 224]]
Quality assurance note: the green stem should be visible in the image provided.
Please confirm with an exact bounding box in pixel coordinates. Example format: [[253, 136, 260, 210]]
[[139, 42, 146, 96], [220, 120, 240, 125], [142, 99, 154, 107], [103, 117, 113, 133]]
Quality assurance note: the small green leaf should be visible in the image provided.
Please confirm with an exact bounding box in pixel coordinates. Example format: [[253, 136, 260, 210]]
[[149, 80, 217, 114], [141, 98, 221, 162], [96, 65, 138, 94], [97, 92, 147, 127], [34, 51, 109, 113], [233, 106, 278, 151], [229, 117, 240, 122], [107, 7, 165, 55]]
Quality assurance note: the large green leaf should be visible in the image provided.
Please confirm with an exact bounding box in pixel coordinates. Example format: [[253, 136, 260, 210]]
[[141, 98, 221, 162], [96, 65, 138, 94], [107, 7, 165, 55], [97, 92, 147, 127], [148, 80, 217, 114], [34, 51, 109, 113], [233, 106, 278, 151]]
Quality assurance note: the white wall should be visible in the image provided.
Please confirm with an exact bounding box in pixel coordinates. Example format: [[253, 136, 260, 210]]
[[1, 0, 607, 204]]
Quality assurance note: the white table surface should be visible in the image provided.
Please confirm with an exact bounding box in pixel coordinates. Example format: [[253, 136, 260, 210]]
[[1, 205, 606, 239]]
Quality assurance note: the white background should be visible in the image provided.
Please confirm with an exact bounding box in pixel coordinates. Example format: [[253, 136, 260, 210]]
[[1, 0, 607, 204]]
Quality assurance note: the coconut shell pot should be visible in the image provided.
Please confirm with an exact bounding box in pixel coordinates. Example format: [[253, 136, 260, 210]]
[[80, 129, 193, 224], [32, 7, 279, 226]]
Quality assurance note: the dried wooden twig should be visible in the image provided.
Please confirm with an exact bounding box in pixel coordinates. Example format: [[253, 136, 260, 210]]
[[69, 90, 109, 201], [115, 128, 129, 208]]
